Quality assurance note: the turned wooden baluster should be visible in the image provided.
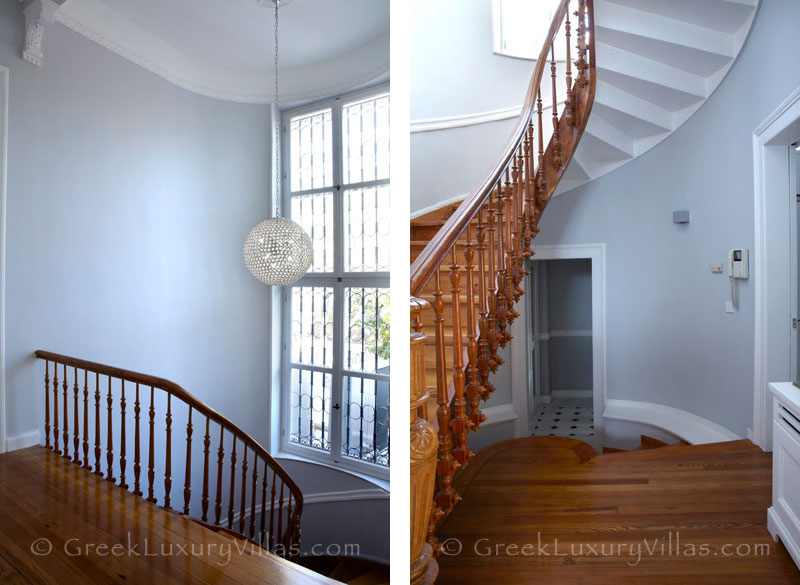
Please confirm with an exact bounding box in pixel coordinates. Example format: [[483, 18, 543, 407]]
[[133, 384, 142, 496], [449, 247, 472, 464], [183, 406, 193, 515], [494, 185, 510, 347], [82, 370, 90, 468], [501, 169, 518, 329], [44, 362, 51, 449], [576, 0, 588, 88], [201, 417, 211, 522], [551, 43, 563, 169], [147, 386, 157, 502], [227, 436, 237, 529], [249, 457, 258, 539], [522, 123, 535, 259], [286, 493, 294, 551], [164, 394, 173, 510], [259, 459, 268, 546], [432, 270, 459, 511], [475, 210, 494, 398], [510, 153, 525, 303], [486, 192, 502, 370], [239, 445, 248, 535], [72, 367, 80, 463], [52, 365, 59, 455], [268, 468, 277, 551], [106, 376, 115, 483], [215, 428, 225, 524], [536, 89, 547, 200], [463, 225, 484, 428], [94, 373, 102, 476], [120, 380, 127, 489], [62, 364, 69, 459], [565, 6, 574, 125]]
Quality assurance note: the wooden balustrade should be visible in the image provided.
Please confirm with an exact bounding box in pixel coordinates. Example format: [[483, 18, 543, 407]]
[[35, 350, 303, 562], [409, 0, 596, 582]]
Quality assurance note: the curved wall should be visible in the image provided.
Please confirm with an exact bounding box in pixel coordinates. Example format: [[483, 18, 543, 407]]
[[534, 0, 798, 436]]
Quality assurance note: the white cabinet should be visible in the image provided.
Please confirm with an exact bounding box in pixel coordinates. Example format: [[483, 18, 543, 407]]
[[768, 382, 800, 569]]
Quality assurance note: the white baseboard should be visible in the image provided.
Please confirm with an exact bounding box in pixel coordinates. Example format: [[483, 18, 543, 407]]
[[481, 404, 518, 428], [5, 430, 39, 452], [304, 488, 389, 506], [603, 399, 740, 445], [551, 390, 593, 399]]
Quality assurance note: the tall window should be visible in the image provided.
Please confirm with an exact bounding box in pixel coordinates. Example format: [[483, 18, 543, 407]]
[[492, 0, 568, 60], [281, 85, 390, 479]]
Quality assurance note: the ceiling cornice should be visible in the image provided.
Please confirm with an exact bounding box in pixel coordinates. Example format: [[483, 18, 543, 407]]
[[50, 0, 388, 104]]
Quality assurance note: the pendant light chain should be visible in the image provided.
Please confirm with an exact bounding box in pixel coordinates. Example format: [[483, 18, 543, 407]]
[[273, 0, 281, 218]]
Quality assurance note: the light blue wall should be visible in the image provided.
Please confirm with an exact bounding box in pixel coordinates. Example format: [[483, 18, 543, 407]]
[[535, 0, 800, 436], [0, 0, 275, 442]]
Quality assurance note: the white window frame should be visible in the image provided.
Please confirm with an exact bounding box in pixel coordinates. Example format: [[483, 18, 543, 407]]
[[279, 83, 390, 481]]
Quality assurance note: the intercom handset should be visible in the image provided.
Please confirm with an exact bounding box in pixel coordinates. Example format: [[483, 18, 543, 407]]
[[727, 248, 749, 310], [728, 248, 749, 279]]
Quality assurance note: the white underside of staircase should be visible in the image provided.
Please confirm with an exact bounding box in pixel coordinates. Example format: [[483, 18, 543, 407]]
[[555, 0, 759, 194]]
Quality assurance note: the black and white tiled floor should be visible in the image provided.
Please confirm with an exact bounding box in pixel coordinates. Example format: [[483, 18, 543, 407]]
[[531, 398, 594, 441]]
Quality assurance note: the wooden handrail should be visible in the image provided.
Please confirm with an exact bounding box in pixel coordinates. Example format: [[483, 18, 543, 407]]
[[35, 349, 303, 561], [410, 0, 572, 297], [409, 1, 596, 583]]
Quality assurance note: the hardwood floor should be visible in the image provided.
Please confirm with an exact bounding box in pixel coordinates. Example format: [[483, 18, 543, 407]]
[[436, 437, 800, 584], [0, 446, 341, 584]]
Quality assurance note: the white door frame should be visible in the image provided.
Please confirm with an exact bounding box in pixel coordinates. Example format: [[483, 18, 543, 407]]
[[519, 243, 606, 450], [753, 86, 800, 450], [0, 67, 8, 454]]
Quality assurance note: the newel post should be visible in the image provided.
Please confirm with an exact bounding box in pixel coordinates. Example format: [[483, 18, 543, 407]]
[[410, 297, 439, 585]]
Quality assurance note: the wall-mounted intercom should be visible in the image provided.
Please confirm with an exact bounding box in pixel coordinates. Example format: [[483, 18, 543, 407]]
[[728, 248, 749, 279], [727, 248, 749, 310]]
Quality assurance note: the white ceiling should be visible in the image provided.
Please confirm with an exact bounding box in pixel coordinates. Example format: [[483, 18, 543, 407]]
[[97, 0, 390, 71], [54, 0, 390, 103]]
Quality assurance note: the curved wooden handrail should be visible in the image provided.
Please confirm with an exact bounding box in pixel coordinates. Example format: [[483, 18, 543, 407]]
[[410, 0, 572, 297], [35, 349, 302, 560]]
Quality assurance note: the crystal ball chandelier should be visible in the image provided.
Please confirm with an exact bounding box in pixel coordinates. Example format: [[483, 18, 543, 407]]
[[243, 0, 312, 286]]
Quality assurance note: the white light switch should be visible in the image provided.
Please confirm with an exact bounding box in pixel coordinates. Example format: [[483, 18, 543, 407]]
[[725, 301, 735, 313], [711, 263, 723, 273]]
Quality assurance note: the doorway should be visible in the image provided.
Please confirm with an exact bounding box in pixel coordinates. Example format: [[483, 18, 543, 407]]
[[524, 244, 606, 450], [530, 259, 594, 442]]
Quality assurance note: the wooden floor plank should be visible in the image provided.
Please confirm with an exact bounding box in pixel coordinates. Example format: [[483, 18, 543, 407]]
[[436, 437, 800, 584], [0, 447, 342, 584]]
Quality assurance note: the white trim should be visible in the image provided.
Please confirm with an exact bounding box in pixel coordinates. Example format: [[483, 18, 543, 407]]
[[527, 244, 606, 450], [604, 399, 741, 445], [551, 390, 593, 399], [5, 430, 39, 452], [410, 106, 521, 133], [410, 100, 566, 134], [753, 86, 800, 450], [481, 404, 519, 428], [0, 67, 7, 456], [410, 193, 466, 220]]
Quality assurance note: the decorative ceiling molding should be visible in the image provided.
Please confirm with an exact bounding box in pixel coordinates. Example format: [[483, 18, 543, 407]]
[[19, 0, 62, 67], [51, 0, 388, 104]]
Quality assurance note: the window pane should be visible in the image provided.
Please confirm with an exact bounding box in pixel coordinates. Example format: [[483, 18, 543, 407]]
[[290, 108, 333, 192], [341, 376, 389, 467], [342, 94, 390, 184], [344, 185, 391, 272], [291, 286, 334, 368], [344, 287, 390, 374], [289, 368, 331, 452], [291, 191, 334, 272], [496, 0, 567, 60]]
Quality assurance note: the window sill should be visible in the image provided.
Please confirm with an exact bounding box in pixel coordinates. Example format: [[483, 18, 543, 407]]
[[274, 449, 390, 492]]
